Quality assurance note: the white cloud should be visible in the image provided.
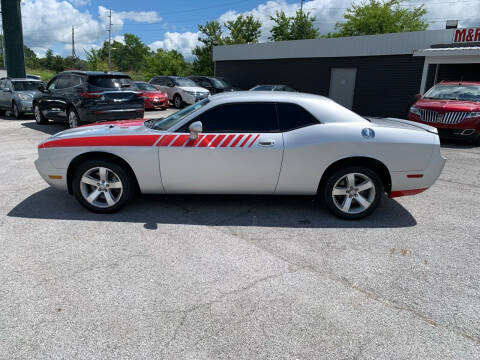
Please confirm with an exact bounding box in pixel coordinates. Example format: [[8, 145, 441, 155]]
[[149, 32, 200, 60], [68, 0, 90, 6], [98, 6, 162, 29]]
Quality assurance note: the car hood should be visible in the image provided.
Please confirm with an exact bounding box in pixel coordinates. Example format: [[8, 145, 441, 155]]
[[366, 117, 438, 134], [15, 90, 38, 97], [178, 86, 209, 93], [414, 98, 480, 112]]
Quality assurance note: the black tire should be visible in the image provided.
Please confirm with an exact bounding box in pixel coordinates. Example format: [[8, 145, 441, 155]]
[[173, 94, 183, 109], [12, 102, 22, 119], [34, 103, 48, 124], [322, 166, 383, 220], [67, 107, 81, 128], [72, 159, 135, 213]]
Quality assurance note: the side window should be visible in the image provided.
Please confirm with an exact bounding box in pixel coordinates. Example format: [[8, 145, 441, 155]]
[[0, 80, 4, 89], [55, 76, 69, 90], [47, 77, 58, 90], [5, 80, 12, 90], [151, 77, 160, 85], [188, 103, 278, 133], [167, 78, 174, 87], [277, 103, 320, 132], [70, 75, 83, 88]]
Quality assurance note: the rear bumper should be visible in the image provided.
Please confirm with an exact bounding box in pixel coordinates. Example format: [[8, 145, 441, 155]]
[[79, 106, 144, 123]]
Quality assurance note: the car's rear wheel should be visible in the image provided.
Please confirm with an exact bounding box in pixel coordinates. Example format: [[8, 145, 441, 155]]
[[72, 160, 134, 213], [12, 102, 22, 119], [34, 104, 48, 124], [323, 166, 383, 220], [173, 94, 183, 109], [67, 107, 80, 128]]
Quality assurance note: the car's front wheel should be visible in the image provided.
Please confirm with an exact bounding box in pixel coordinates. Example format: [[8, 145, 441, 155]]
[[34, 104, 48, 124], [12, 102, 22, 119], [323, 166, 383, 220], [72, 160, 135, 213], [67, 107, 80, 128]]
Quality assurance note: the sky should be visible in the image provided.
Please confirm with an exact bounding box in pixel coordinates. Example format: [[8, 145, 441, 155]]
[[11, 0, 480, 60]]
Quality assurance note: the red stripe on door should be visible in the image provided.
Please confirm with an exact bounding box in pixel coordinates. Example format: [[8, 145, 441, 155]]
[[220, 134, 236, 147], [40, 135, 161, 148], [197, 134, 216, 147], [185, 134, 204, 147], [239, 134, 252, 147], [157, 134, 177, 147], [171, 135, 190, 147], [230, 134, 244, 147], [248, 134, 260, 148], [210, 135, 226, 148]]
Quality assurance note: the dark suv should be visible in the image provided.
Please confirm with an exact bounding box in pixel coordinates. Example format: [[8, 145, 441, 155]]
[[188, 75, 238, 94], [33, 71, 144, 128]]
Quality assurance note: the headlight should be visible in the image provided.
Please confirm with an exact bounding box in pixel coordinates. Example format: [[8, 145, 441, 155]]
[[409, 106, 421, 116], [18, 94, 33, 101], [185, 91, 195, 95], [466, 112, 480, 119]]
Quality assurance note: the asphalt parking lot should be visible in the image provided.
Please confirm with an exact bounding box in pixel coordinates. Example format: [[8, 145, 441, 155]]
[[1, 111, 480, 359]]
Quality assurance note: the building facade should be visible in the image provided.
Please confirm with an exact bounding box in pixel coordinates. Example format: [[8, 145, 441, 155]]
[[213, 29, 480, 119]]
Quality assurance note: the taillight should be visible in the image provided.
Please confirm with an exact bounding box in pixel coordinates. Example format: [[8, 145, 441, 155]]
[[81, 92, 103, 99]]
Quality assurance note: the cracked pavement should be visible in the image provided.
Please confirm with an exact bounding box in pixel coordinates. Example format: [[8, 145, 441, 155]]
[[1, 114, 480, 359]]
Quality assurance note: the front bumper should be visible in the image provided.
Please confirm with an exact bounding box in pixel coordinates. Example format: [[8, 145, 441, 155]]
[[145, 98, 169, 109], [183, 92, 209, 105], [408, 113, 480, 141], [19, 101, 33, 113], [35, 152, 68, 191]]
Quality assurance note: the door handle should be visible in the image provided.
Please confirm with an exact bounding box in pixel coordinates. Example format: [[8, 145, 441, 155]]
[[259, 139, 275, 146]]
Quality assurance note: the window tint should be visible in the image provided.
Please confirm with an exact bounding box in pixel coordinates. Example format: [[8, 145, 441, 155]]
[[150, 77, 162, 85], [277, 103, 319, 132], [55, 76, 69, 89], [192, 103, 278, 133], [88, 75, 133, 89], [69, 75, 83, 88], [0, 79, 5, 89], [47, 77, 57, 90], [11, 81, 41, 91]]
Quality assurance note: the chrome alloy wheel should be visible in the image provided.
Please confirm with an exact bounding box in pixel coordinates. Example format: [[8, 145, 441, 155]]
[[331, 173, 376, 215], [34, 105, 42, 123], [68, 110, 78, 128], [80, 167, 123, 208]]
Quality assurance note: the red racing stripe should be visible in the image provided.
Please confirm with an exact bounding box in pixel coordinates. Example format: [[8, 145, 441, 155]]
[[239, 134, 252, 147], [40, 135, 161, 148], [171, 135, 190, 147], [210, 135, 226, 148], [197, 134, 216, 147], [220, 134, 236, 147], [157, 134, 177, 147], [248, 134, 260, 148], [230, 134, 244, 147]]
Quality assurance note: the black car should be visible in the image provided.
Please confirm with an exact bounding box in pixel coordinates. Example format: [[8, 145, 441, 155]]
[[188, 75, 239, 94], [33, 71, 144, 128]]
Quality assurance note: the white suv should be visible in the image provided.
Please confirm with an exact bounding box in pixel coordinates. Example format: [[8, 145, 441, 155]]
[[149, 76, 210, 109]]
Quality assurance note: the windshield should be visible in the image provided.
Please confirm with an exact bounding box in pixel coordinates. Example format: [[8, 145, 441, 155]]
[[211, 78, 229, 88], [423, 84, 480, 102], [147, 99, 209, 131], [88, 75, 133, 89], [251, 85, 274, 91], [135, 82, 157, 91], [173, 78, 197, 87], [12, 81, 41, 91]]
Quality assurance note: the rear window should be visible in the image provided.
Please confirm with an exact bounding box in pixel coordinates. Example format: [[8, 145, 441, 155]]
[[424, 84, 480, 102], [88, 75, 133, 89]]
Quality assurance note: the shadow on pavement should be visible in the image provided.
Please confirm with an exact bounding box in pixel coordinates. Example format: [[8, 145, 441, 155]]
[[440, 139, 478, 149], [8, 188, 417, 229], [21, 121, 66, 135]]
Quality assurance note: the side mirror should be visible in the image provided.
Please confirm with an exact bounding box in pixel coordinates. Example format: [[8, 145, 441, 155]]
[[38, 85, 46, 92], [3, 88, 11, 92], [189, 121, 202, 140], [414, 93, 422, 100]]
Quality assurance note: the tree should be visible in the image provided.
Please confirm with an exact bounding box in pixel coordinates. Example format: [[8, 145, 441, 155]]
[[225, 14, 261, 44], [269, 10, 319, 41], [328, 0, 428, 37], [192, 20, 226, 76], [145, 49, 191, 79]]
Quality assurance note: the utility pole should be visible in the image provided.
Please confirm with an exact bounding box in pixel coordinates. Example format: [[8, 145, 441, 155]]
[[71, 26, 76, 67], [1, 0, 26, 78], [107, 9, 112, 71]]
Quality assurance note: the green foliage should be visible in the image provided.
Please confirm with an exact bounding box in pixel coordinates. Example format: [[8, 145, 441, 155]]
[[192, 20, 226, 76], [225, 15, 262, 44], [269, 10, 319, 41], [26, 68, 56, 82], [327, 0, 428, 37], [145, 49, 192, 80]]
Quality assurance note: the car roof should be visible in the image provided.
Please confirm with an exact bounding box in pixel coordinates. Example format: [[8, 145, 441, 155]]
[[5, 78, 41, 82], [209, 90, 329, 104], [59, 70, 129, 77], [437, 81, 480, 86]]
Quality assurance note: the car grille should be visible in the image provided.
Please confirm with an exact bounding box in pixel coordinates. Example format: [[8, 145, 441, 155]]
[[419, 109, 470, 124]]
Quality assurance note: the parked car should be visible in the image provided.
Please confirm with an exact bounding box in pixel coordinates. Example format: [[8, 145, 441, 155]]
[[134, 81, 169, 110], [149, 76, 209, 109], [408, 81, 480, 144], [26, 74, 42, 80], [188, 75, 239, 94], [35, 91, 445, 219], [250, 84, 298, 92], [0, 77, 43, 118], [33, 71, 144, 128]]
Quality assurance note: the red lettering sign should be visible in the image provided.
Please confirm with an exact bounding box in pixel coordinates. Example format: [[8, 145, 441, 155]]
[[453, 28, 480, 43]]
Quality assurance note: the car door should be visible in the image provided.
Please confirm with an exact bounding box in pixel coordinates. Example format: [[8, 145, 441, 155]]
[[40, 76, 60, 119], [2, 80, 13, 108], [0, 79, 6, 108], [48, 74, 70, 119], [158, 102, 284, 194]]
